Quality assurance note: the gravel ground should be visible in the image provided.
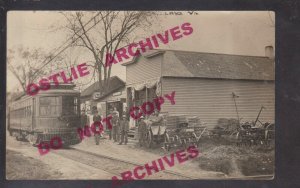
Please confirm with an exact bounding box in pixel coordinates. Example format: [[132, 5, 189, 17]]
[[72, 134, 225, 179], [6, 131, 273, 180]]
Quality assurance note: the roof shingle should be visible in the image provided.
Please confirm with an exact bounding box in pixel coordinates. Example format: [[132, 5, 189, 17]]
[[81, 76, 125, 98], [123, 49, 275, 81], [163, 50, 274, 80]]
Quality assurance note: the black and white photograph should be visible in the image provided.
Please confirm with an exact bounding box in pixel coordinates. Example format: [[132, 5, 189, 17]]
[[6, 11, 275, 181]]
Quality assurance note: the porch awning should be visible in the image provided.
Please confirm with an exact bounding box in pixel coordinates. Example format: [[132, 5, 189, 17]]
[[132, 79, 159, 91], [129, 78, 162, 99]]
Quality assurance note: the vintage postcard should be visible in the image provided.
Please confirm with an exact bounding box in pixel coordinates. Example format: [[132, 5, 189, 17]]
[[6, 11, 275, 181]]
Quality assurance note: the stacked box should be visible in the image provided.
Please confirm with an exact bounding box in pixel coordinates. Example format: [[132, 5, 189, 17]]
[[187, 116, 201, 127], [217, 118, 230, 129], [187, 116, 199, 123], [178, 115, 188, 124], [165, 115, 178, 127]]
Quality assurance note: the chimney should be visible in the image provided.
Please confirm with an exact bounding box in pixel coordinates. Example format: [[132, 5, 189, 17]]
[[265, 46, 274, 59]]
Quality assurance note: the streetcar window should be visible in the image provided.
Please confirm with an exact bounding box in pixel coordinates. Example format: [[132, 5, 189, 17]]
[[39, 97, 61, 116], [62, 96, 79, 116]]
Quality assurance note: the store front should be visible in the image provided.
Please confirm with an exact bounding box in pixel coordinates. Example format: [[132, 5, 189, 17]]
[[80, 76, 126, 129], [127, 78, 161, 128]]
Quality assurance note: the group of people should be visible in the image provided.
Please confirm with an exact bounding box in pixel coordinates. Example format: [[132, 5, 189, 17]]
[[80, 106, 164, 146], [108, 109, 129, 145], [80, 107, 129, 145]]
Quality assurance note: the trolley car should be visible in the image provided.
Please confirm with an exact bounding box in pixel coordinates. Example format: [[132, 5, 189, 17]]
[[8, 83, 82, 146]]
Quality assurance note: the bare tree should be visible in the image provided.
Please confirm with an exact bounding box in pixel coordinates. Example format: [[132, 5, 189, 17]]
[[62, 11, 156, 95], [58, 49, 96, 91], [7, 47, 55, 92]]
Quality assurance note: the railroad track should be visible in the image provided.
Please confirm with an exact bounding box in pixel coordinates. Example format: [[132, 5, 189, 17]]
[[52, 147, 198, 180]]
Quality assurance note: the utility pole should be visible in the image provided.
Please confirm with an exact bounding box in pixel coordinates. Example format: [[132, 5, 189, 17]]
[[254, 106, 265, 127], [232, 92, 240, 125]]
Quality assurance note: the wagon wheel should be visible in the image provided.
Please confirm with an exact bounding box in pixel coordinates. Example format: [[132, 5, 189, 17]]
[[15, 131, 24, 141], [141, 128, 149, 147], [14, 129, 23, 141], [265, 123, 275, 144], [29, 133, 41, 147], [138, 129, 143, 147], [145, 130, 153, 148], [142, 131, 148, 147], [15, 131, 20, 141], [182, 139, 187, 149], [164, 132, 170, 151], [192, 132, 199, 148]]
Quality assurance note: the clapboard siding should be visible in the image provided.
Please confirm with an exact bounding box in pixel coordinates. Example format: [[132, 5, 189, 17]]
[[161, 77, 274, 127], [126, 55, 162, 84]]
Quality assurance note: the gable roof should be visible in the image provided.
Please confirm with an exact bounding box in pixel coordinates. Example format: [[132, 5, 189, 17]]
[[81, 76, 125, 98], [123, 49, 275, 81]]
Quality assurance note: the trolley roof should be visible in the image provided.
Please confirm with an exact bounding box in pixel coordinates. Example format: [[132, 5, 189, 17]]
[[13, 83, 80, 101]]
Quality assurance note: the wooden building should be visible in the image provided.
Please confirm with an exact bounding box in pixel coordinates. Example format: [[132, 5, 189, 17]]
[[80, 76, 126, 118], [122, 49, 275, 127]]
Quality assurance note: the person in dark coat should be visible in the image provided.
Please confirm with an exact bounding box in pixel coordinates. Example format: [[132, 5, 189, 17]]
[[112, 111, 120, 142], [92, 108, 102, 145], [80, 109, 89, 129], [107, 109, 114, 140], [119, 114, 129, 145], [138, 116, 147, 146]]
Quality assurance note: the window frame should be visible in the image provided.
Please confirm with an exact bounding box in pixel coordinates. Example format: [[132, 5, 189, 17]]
[[61, 95, 80, 116], [39, 96, 62, 117]]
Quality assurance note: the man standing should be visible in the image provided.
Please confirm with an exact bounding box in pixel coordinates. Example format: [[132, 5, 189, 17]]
[[112, 111, 120, 142], [80, 108, 89, 129], [149, 110, 163, 124], [119, 114, 129, 145], [107, 109, 114, 140], [92, 108, 102, 145], [113, 107, 119, 118], [138, 116, 146, 147]]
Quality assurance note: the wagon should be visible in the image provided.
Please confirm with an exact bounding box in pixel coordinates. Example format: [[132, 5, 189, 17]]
[[142, 119, 167, 148], [236, 122, 275, 146], [164, 125, 206, 151], [138, 115, 207, 149], [264, 123, 275, 145], [163, 115, 206, 150]]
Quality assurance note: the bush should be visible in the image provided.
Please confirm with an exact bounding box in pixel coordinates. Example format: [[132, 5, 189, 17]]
[[237, 155, 274, 176], [199, 157, 234, 175]]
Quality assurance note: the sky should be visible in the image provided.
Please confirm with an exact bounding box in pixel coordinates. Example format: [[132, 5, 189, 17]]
[[7, 11, 275, 92]]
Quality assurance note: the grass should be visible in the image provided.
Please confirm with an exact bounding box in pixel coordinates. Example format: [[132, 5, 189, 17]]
[[6, 149, 63, 180]]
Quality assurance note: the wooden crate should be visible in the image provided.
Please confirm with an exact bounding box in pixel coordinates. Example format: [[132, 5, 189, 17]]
[[165, 115, 178, 127]]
